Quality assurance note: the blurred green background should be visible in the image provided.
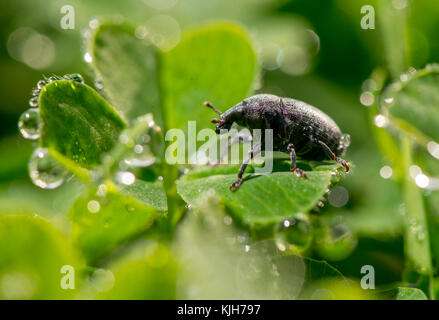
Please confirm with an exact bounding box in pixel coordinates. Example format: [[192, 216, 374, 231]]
[[1, 0, 439, 299]]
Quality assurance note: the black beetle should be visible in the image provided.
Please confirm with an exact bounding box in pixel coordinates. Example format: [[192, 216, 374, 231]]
[[204, 94, 350, 191]]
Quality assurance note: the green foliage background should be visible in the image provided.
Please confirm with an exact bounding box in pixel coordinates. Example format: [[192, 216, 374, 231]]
[[0, 0, 439, 300]]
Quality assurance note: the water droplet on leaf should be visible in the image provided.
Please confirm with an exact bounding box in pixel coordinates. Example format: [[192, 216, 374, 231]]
[[277, 214, 312, 250], [379, 166, 393, 179], [340, 134, 351, 149], [28, 148, 67, 189], [28, 96, 38, 107], [223, 215, 233, 225], [18, 108, 41, 140], [84, 52, 92, 63], [37, 80, 46, 90], [360, 91, 374, 106], [374, 114, 388, 128], [87, 200, 101, 213], [63, 73, 84, 84], [115, 171, 136, 186]]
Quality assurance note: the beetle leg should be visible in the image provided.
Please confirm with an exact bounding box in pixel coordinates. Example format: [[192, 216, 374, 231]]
[[213, 132, 252, 166], [287, 144, 307, 178], [230, 143, 261, 191], [316, 140, 350, 172]]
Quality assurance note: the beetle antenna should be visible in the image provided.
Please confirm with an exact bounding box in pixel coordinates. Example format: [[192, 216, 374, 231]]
[[203, 101, 222, 115]]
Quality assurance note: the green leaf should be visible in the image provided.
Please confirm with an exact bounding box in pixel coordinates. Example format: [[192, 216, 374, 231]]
[[160, 22, 258, 131], [90, 23, 162, 123], [381, 287, 428, 300], [49, 148, 91, 184], [39, 80, 126, 168], [69, 185, 159, 263], [296, 257, 374, 300], [0, 215, 83, 299], [96, 242, 176, 299], [381, 64, 439, 144], [117, 179, 167, 211], [177, 162, 344, 226], [304, 257, 345, 281], [176, 196, 307, 299]]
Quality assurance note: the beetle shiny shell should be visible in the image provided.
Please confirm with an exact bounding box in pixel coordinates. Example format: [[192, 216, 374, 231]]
[[205, 93, 350, 190]]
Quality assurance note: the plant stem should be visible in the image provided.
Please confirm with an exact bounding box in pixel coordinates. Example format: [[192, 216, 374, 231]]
[[378, 0, 410, 79], [378, 0, 435, 298], [401, 135, 434, 298]]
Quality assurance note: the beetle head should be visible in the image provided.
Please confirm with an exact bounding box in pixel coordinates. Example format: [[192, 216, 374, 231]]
[[203, 101, 232, 134]]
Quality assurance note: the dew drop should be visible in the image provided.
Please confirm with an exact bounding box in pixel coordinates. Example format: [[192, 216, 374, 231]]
[[400, 73, 409, 82], [28, 148, 66, 189], [90, 269, 115, 292], [84, 52, 93, 63], [380, 165, 393, 179], [124, 130, 156, 168], [360, 91, 374, 106], [115, 171, 136, 186], [94, 77, 103, 90], [87, 200, 101, 213], [374, 114, 388, 128], [89, 19, 99, 30], [384, 96, 394, 105], [339, 134, 351, 149], [416, 231, 425, 242], [427, 141, 439, 160], [409, 165, 422, 179], [31, 88, 40, 97], [135, 25, 149, 39], [118, 134, 131, 145], [37, 80, 46, 90], [96, 184, 107, 197], [134, 144, 144, 154], [278, 214, 312, 249], [415, 174, 430, 189], [118, 160, 129, 171], [63, 73, 84, 84], [276, 241, 286, 252], [361, 78, 377, 92], [18, 108, 41, 140], [223, 215, 233, 226], [328, 186, 349, 208], [28, 96, 39, 107]]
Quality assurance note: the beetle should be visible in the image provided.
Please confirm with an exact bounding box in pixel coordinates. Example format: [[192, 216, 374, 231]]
[[204, 93, 350, 191]]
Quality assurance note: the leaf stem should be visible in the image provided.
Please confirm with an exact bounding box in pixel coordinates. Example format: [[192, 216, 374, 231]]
[[401, 135, 434, 298]]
